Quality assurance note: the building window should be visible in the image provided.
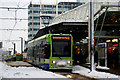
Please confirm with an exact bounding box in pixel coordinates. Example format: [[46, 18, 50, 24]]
[[28, 10, 32, 14], [28, 16, 32, 20], [28, 22, 32, 26], [52, 11, 56, 14], [28, 28, 39, 32], [65, 5, 68, 8], [47, 5, 52, 8], [28, 4, 32, 9], [43, 5, 52, 8], [33, 11, 40, 13], [33, 22, 40, 25], [28, 34, 32, 37], [58, 5, 62, 8], [33, 5, 40, 7], [34, 28, 39, 31], [71, 4, 74, 6], [42, 11, 47, 14], [33, 17, 40, 20], [33, 34, 36, 37], [48, 11, 52, 14], [43, 5, 47, 8], [28, 28, 32, 32], [58, 11, 62, 14], [53, 5, 56, 8]]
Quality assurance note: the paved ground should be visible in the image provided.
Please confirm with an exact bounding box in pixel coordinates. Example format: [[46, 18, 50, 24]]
[[81, 64, 120, 75], [6, 61, 32, 67]]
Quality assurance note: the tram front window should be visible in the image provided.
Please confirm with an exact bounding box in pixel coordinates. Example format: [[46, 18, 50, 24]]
[[52, 36, 71, 57]]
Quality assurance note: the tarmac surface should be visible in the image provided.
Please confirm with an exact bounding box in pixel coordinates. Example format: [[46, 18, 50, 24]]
[[6, 61, 32, 67]]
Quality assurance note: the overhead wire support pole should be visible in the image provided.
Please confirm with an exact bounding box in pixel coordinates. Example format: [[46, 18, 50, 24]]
[[19, 37, 23, 54], [89, 0, 95, 71], [13, 43, 16, 54], [56, 0, 58, 16]]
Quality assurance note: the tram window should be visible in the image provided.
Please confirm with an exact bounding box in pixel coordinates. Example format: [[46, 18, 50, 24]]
[[44, 44, 50, 59], [33, 47, 36, 57]]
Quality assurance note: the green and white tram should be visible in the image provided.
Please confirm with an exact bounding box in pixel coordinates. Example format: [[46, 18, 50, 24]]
[[27, 34, 73, 70], [4, 53, 23, 62]]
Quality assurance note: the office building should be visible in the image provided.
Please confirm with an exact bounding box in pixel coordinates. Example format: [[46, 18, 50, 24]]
[[28, 1, 84, 40]]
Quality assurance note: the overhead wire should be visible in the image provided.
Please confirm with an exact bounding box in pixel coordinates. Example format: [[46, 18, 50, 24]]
[[1, 0, 33, 49], [9, 1, 21, 41], [94, 14, 100, 34], [96, 7, 108, 47], [0, 18, 28, 20], [0, 1, 33, 21], [0, 7, 28, 9], [0, 29, 27, 31]]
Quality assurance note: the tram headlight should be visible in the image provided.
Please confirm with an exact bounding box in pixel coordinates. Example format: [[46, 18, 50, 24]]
[[66, 75, 73, 78], [52, 60, 56, 64], [67, 61, 71, 64]]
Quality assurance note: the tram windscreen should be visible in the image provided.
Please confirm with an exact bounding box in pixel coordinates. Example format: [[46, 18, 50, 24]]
[[16, 54, 23, 61], [52, 36, 71, 57]]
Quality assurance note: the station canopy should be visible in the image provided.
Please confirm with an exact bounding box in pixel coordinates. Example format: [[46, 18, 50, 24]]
[[34, 11, 120, 43]]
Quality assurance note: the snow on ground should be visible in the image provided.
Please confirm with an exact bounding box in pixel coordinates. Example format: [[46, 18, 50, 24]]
[[96, 66, 110, 70], [0, 61, 120, 79], [0, 62, 2, 79], [72, 65, 119, 79], [0, 61, 66, 78]]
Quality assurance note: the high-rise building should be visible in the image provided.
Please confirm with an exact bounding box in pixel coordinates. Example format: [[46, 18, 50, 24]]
[[28, 2, 84, 41]]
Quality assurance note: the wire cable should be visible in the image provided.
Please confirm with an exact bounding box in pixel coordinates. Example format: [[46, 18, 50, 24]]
[[9, 1, 21, 41], [0, 18, 28, 20], [96, 7, 108, 47]]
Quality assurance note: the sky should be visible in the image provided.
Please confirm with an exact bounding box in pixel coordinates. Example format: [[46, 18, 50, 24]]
[[0, 0, 78, 53]]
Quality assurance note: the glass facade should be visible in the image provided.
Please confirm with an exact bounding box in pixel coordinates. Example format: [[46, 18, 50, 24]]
[[28, 2, 84, 41]]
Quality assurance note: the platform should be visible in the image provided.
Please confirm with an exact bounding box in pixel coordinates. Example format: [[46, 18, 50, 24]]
[[6, 61, 32, 67]]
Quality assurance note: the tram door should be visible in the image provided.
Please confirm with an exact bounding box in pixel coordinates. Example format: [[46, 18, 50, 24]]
[[98, 43, 107, 67]]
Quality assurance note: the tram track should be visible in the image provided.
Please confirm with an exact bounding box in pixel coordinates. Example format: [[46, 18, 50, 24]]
[[29, 63, 89, 79], [6, 62, 97, 79], [6, 61, 94, 79], [52, 70, 96, 80]]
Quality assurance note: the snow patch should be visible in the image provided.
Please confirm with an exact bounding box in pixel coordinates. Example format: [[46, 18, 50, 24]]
[[56, 60, 67, 66], [0, 61, 66, 78], [72, 65, 119, 78], [96, 66, 109, 70]]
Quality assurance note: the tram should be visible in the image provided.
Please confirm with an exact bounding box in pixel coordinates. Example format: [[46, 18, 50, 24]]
[[5, 53, 23, 62], [27, 34, 73, 70], [73, 43, 88, 65]]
